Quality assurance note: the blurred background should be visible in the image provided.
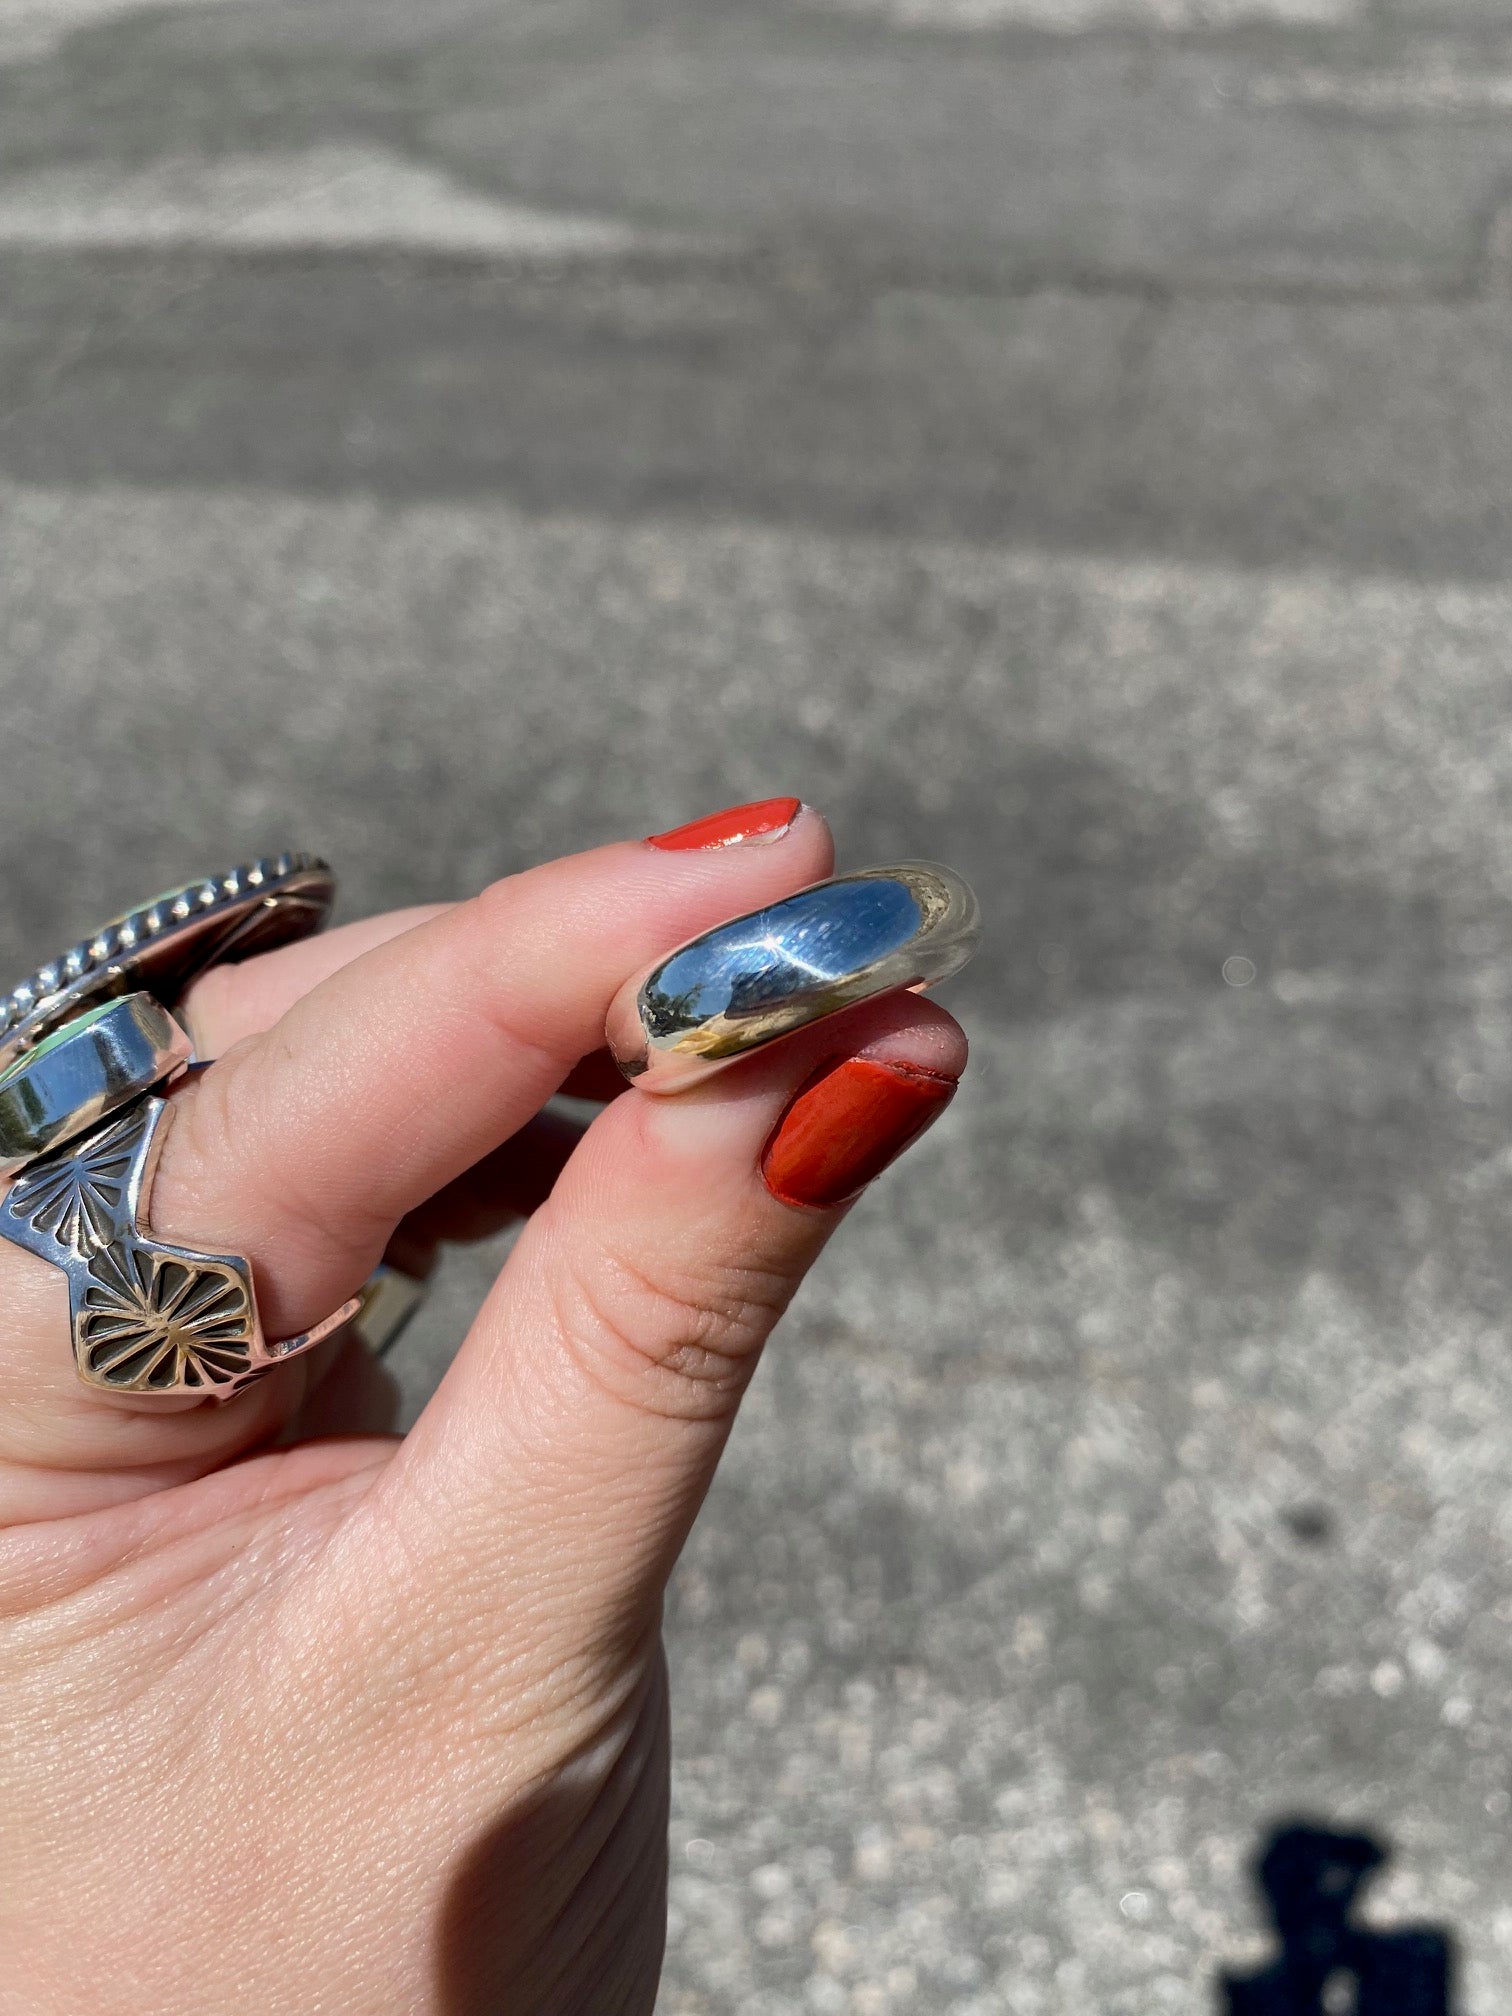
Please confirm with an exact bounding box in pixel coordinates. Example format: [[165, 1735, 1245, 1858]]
[[3, 1, 1512, 2009]]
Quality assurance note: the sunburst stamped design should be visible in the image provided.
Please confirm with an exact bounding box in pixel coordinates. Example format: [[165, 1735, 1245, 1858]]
[[0, 1100, 158, 1264], [74, 1237, 256, 1394], [0, 1073, 363, 1401]]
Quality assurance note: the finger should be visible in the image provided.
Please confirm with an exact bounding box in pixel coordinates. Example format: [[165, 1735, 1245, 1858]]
[[380, 991, 966, 1657], [194, 943, 624, 1288], [180, 904, 448, 1056], [187, 940, 623, 1387], [191, 933, 622, 1112], [0, 809, 833, 1507], [155, 811, 831, 1336]]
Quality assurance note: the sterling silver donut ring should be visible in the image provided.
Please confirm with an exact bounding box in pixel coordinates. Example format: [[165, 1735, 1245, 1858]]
[[606, 862, 980, 1093]]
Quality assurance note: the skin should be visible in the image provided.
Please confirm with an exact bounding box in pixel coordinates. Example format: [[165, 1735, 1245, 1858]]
[[0, 810, 967, 2016]]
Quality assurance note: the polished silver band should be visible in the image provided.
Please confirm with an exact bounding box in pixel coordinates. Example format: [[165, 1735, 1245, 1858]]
[[606, 861, 980, 1094], [0, 993, 193, 1177]]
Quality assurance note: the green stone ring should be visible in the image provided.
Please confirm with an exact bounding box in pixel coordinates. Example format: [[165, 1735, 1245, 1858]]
[[0, 852, 334, 1071], [0, 993, 192, 1178]]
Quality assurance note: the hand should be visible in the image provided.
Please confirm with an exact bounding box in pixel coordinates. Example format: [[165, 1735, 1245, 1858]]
[[0, 810, 965, 2016]]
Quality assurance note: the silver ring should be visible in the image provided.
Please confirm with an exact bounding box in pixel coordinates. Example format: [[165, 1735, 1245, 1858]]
[[0, 851, 334, 1069], [346, 1263, 429, 1361], [606, 862, 980, 1094], [0, 858, 426, 1398], [0, 1092, 361, 1401], [0, 993, 192, 1177], [0, 1008, 361, 1402]]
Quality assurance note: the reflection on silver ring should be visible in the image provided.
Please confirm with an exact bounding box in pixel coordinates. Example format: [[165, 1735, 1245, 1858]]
[[605, 862, 979, 1094], [0, 994, 192, 1177]]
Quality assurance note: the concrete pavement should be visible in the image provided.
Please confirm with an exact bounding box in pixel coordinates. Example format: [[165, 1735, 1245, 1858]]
[[2, 3, 1512, 2010]]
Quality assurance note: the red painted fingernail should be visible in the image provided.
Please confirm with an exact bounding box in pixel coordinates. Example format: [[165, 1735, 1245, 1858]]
[[647, 796, 803, 852], [761, 1056, 958, 1210]]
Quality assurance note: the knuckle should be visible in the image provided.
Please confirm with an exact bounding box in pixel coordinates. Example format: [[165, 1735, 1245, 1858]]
[[163, 1040, 374, 1263], [450, 883, 572, 1088], [551, 1240, 794, 1425], [179, 962, 244, 1053], [166, 1033, 260, 1188]]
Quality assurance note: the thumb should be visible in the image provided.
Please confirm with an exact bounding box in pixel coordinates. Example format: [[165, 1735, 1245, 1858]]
[[378, 990, 966, 1658]]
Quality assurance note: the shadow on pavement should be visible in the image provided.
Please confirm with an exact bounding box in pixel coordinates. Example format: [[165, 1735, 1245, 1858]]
[[1220, 1822, 1454, 2015]]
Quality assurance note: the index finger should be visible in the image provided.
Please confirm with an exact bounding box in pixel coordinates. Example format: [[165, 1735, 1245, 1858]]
[[181, 904, 448, 1057]]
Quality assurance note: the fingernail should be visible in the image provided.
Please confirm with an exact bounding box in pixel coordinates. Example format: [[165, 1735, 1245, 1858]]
[[761, 1056, 958, 1210], [647, 796, 803, 852]]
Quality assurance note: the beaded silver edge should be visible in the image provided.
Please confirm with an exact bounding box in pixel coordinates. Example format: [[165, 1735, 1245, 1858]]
[[0, 851, 330, 1039]]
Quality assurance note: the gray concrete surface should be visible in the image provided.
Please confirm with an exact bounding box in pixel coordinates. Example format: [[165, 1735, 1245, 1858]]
[[2, 3, 1511, 2010]]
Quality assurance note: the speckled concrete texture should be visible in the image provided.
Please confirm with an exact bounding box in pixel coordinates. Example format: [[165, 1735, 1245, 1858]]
[[2, 3, 1510, 2010]]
